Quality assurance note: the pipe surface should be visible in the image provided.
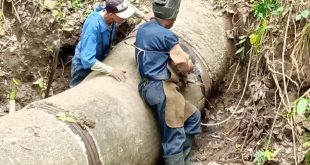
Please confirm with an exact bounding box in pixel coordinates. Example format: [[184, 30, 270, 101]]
[[0, 0, 232, 164]]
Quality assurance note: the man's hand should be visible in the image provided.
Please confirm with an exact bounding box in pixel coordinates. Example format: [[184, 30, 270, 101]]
[[110, 67, 127, 82], [170, 44, 195, 75], [188, 60, 194, 73]]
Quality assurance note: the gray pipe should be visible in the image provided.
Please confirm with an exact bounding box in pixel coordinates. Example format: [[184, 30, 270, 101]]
[[0, 0, 232, 164]]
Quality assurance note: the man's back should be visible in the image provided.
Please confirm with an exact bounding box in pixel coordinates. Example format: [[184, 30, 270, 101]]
[[72, 12, 115, 72], [135, 19, 178, 80]]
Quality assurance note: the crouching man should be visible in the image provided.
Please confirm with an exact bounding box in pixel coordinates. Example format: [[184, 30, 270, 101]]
[[70, 0, 135, 87]]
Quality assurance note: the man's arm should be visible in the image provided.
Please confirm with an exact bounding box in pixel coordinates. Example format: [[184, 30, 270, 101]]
[[169, 44, 194, 75], [91, 61, 113, 75], [91, 61, 127, 81]]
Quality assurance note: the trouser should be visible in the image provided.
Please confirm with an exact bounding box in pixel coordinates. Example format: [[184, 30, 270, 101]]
[[69, 66, 91, 88], [138, 80, 201, 156]]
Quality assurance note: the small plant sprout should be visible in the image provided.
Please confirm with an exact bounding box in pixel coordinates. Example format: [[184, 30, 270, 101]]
[[33, 71, 48, 98], [9, 78, 20, 114], [295, 97, 310, 116], [254, 149, 279, 165], [296, 10, 309, 21], [250, 20, 270, 50]]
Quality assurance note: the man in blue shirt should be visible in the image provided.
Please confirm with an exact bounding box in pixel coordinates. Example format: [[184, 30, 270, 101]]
[[135, 0, 202, 165], [70, 0, 135, 87]]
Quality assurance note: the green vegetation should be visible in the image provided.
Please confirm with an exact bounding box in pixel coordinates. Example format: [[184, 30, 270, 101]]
[[43, 0, 97, 24], [296, 10, 309, 21], [253, 0, 281, 20], [9, 78, 19, 101], [249, 20, 269, 50], [254, 150, 278, 165], [296, 98, 310, 116], [225, 0, 310, 164]]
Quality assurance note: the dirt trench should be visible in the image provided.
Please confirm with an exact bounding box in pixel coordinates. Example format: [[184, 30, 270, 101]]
[[0, 0, 70, 112]]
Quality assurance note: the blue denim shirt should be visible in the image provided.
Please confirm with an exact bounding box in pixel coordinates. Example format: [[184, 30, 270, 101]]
[[72, 7, 116, 73]]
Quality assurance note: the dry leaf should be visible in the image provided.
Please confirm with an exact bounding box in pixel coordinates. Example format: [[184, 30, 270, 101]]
[[56, 112, 76, 123], [44, 0, 57, 10], [0, 70, 8, 77], [0, 26, 5, 36]]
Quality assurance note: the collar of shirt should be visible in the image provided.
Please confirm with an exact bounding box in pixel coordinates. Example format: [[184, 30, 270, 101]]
[[150, 17, 161, 24], [93, 11, 110, 33]]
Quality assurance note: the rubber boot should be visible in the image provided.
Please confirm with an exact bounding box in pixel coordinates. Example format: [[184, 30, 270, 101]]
[[163, 152, 185, 165], [184, 135, 203, 165], [183, 135, 193, 165]]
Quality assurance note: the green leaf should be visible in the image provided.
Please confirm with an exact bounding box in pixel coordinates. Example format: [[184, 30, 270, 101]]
[[9, 90, 17, 100], [262, 150, 273, 160], [56, 112, 76, 123], [296, 14, 302, 21], [238, 35, 247, 40], [272, 6, 284, 15], [235, 39, 246, 46], [84, 9, 92, 17], [301, 10, 309, 19], [12, 78, 19, 86], [33, 78, 45, 89], [235, 47, 245, 55], [306, 151, 310, 165], [303, 141, 310, 148], [250, 33, 258, 45], [277, 6, 284, 13], [254, 151, 266, 165], [297, 99, 309, 115], [258, 13, 264, 19]]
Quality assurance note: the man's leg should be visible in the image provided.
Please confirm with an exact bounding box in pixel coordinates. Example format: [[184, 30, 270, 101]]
[[154, 85, 186, 165], [139, 81, 187, 165], [69, 68, 91, 88], [158, 99, 186, 165], [161, 124, 186, 165], [183, 111, 202, 165]]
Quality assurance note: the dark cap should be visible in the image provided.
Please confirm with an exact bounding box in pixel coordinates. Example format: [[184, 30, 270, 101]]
[[153, 0, 180, 20], [106, 0, 135, 19]]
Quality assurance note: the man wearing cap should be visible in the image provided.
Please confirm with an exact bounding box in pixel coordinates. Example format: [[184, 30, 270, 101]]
[[135, 0, 202, 165], [70, 0, 135, 87]]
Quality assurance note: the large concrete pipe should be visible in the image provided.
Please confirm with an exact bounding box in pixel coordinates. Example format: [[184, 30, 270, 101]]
[[0, 0, 232, 164]]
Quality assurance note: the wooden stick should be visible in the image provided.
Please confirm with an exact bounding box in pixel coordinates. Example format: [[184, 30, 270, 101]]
[[11, 0, 21, 23], [45, 40, 60, 98], [127, 1, 153, 22], [9, 100, 15, 114]]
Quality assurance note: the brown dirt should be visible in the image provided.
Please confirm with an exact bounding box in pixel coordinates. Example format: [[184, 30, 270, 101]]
[[191, 62, 278, 164]]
